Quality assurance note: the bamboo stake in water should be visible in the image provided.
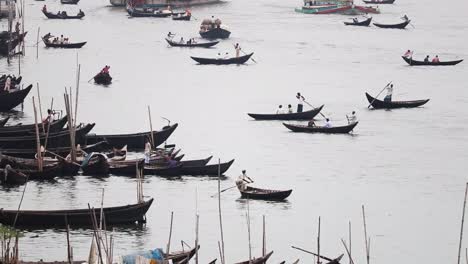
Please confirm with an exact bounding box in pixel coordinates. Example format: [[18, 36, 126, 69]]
[[166, 212, 174, 255], [262, 215, 266, 258], [341, 239, 355, 264], [36, 27, 39, 59], [349, 221, 352, 264], [457, 183, 468, 264], [148, 106, 154, 149], [218, 159, 226, 264], [36, 83, 44, 133], [246, 199, 252, 262], [362, 205, 370, 264], [74, 64, 81, 125], [99, 189, 104, 231], [195, 214, 199, 264], [32, 97, 43, 171], [317, 217, 321, 264], [43, 98, 54, 150]]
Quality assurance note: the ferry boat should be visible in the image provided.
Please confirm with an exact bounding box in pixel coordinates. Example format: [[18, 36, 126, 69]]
[[295, 0, 380, 15], [113, 0, 220, 8]]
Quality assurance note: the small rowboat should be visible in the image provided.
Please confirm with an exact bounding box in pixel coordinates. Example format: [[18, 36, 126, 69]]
[[145, 159, 234, 177], [43, 39, 87, 49], [0, 199, 154, 227], [199, 27, 231, 39], [240, 186, 292, 201], [0, 165, 27, 185], [172, 13, 191, 21], [234, 251, 273, 264], [42, 10, 84, 19], [0, 115, 68, 133], [283, 122, 358, 134], [248, 105, 324, 121], [94, 72, 112, 85], [363, 0, 394, 3], [60, 0, 79, 4], [128, 8, 172, 17], [166, 38, 219, 48], [109, 159, 145, 176], [0, 85, 32, 111], [402, 56, 463, 66], [191, 53, 253, 65], [373, 20, 410, 29], [366, 93, 429, 109], [344, 17, 372, 26]]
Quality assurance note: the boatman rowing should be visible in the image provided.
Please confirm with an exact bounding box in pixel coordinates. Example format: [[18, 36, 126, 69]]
[[384, 84, 393, 102], [236, 170, 253, 191]]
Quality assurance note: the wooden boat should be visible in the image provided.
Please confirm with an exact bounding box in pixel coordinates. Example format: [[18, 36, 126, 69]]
[[0, 123, 95, 149], [0, 85, 32, 111], [199, 28, 231, 39], [43, 39, 87, 49], [128, 8, 172, 17], [0, 165, 27, 185], [234, 251, 273, 264], [0, 141, 109, 159], [365, 93, 429, 109], [0, 115, 68, 133], [191, 53, 253, 65], [248, 105, 324, 121], [42, 10, 85, 19], [0, 119, 69, 137], [61, 0, 79, 3], [373, 20, 410, 29], [0, 116, 10, 127], [85, 123, 178, 149], [239, 186, 292, 201], [344, 17, 372, 26], [166, 38, 219, 48], [14, 164, 62, 180], [109, 159, 145, 176], [172, 13, 191, 21], [363, 0, 394, 3], [94, 72, 112, 85], [402, 56, 463, 66], [81, 153, 109, 176], [166, 246, 199, 264], [145, 159, 234, 177], [283, 122, 358, 134], [0, 198, 154, 227], [180, 156, 212, 167]]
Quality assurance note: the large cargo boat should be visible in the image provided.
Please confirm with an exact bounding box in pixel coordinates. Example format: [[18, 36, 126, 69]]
[[112, 0, 220, 8], [295, 0, 380, 15]]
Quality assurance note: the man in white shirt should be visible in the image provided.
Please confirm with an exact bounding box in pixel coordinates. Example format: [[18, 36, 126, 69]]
[[235, 170, 253, 191], [347, 111, 357, 124], [276, 105, 284, 114], [324, 118, 332, 128], [287, 104, 293, 114], [296, 92, 305, 113], [384, 84, 393, 102]]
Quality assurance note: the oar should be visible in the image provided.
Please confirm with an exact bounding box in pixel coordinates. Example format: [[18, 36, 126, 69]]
[[291, 246, 334, 262], [211, 185, 237, 197], [87, 74, 97, 83], [303, 99, 326, 119], [367, 81, 392, 109]]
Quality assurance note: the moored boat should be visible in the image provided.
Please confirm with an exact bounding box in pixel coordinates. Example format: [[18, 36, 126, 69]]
[[248, 105, 324, 121], [0, 115, 68, 133], [365, 93, 429, 109], [283, 122, 358, 134], [0, 198, 154, 227], [234, 251, 274, 264], [191, 53, 253, 65], [172, 12, 191, 21], [363, 0, 394, 3], [0, 85, 33, 112], [373, 20, 410, 29], [0, 141, 109, 159], [402, 56, 463, 66], [344, 17, 372, 26], [0, 165, 28, 185], [144, 159, 234, 177], [240, 186, 292, 201]]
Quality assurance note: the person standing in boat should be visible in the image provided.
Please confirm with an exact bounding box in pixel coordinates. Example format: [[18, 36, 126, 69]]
[[236, 170, 253, 191], [59, 35, 64, 44], [296, 92, 305, 113], [101, 65, 110, 74], [234, 43, 241, 58], [403, 50, 412, 58], [347, 111, 357, 124], [144, 139, 152, 164], [384, 84, 393, 102], [42, 5, 47, 12], [42, 109, 57, 123], [167, 32, 175, 39], [15, 22, 20, 34]]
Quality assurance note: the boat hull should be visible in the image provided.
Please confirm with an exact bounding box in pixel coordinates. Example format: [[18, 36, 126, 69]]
[[248, 105, 323, 120], [402, 56, 463, 66], [366, 93, 429, 109]]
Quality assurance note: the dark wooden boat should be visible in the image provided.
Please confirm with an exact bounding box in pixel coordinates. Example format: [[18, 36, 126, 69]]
[[128, 8, 172, 17], [0, 116, 10, 127], [0, 165, 27, 185], [166, 38, 219, 48], [344, 17, 372, 26], [0, 33, 26, 56], [234, 251, 273, 264], [172, 13, 191, 21], [283, 122, 358, 134], [43, 39, 87, 49], [166, 246, 199, 264], [94, 72, 112, 85], [174, 154, 185, 161], [0, 198, 154, 227], [0, 123, 95, 149], [363, 0, 394, 3], [85, 123, 178, 149], [0, 141, 109, 159], [0, 115, 68, 133], [240, 186, 292, 201], [191, 53, 253, 65], [61, 0, 79, 4], [145, 159, 234, 177], [0, 85, 32, 111], [199, 28, 231, 39], [109, 159, 145, 176], [81, 153, 109, 176], [373, 20, 410, 29], [42, 10, 85, 19], [15, 164, 62, 180], [248, 105, 324, 121], [180, 156, 212, 167], [402, 56, 463, 66], [365, 93, 429, 109]]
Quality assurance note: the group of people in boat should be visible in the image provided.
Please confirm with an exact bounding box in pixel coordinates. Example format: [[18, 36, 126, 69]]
[[276, 93, 307, 114], [42, 5, 84, 17], [404, 50, 441, 63], [178, 37, 197, 45], [199, 16, 222, 33], [43, 33, 71, 44], [214, 43, 242, 60]]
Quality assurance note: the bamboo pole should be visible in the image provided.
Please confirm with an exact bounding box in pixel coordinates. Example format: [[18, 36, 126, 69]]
[[341, 239, 355, 264], [218, 159, 226, 264], [262, 215, 266, 257], [166, 212, 174, 255], [457, 183, 468, 264], [362, 205, 370, 264], [74, 64, 80, 125], [36, 27, 39, 59], [349, 221, 352, 264], [218, 241, 223, 264], [195, 214, 199, 264], [99, 189, 104, 230], [32, 97, 43, 171], [36, 83, 45, 133], [148, 106, 154, 149], [246, 199, 252, 263], [317, 216, 321, 264]]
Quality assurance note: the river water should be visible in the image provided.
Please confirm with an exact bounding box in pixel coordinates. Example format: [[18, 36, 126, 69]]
[[1, 0, 468, 263]]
